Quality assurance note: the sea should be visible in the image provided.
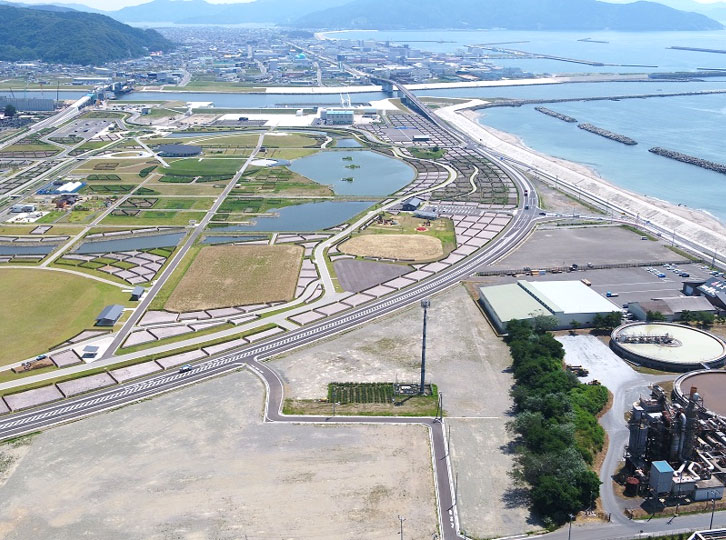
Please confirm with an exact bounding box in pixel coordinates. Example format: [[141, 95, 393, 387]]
[[331, 29, 726, 220], [38, 29, 726, 220]]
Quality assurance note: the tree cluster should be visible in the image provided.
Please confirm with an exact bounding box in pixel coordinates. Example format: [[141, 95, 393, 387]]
[[505, 319, 608, 526], [591, 311, 623, 330], [680, 310, 716, 328]]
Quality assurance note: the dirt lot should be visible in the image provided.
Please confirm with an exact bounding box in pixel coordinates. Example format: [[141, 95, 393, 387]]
[[271, 285, 539, 538], [165, 244, 302, 311], [0, 371, 436, 539], [340, 233, 444, 262]]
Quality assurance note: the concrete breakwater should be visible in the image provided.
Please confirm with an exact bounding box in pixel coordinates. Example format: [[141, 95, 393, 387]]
[[534, 107, 577, 123], [649, 147, 726, 175], [473, 89, 726, 110], [578, 123, 637, 145]]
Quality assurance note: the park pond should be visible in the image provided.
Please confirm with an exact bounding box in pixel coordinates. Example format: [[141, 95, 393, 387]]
[[0, 243, 58, 255], [210, 200, 372, 232], [74, 232, 185, 254], [289, 150, 414, 196], [202, 235, 267, 245]]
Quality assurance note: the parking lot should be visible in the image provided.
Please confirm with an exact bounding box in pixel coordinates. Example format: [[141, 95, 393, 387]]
[[488, 226, 688, 271], [477, 262, 714, 309]]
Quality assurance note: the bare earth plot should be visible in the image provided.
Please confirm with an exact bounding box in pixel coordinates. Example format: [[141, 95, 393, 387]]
[[340, 233, 444, 262], [489, 225, 686, 270], [271, 285, 540, 538], [165, 244, 302, 311], [0, 372, 436, 540]]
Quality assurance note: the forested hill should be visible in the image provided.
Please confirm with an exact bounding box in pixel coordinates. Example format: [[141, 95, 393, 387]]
[[0, 5, 174, 65]]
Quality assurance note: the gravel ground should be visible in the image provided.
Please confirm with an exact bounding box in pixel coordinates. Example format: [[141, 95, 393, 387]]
[[334, 259, 411, 293], [272, 285, 538, 538], [0, 371, 436, 540], [488, 225, 685, 270]]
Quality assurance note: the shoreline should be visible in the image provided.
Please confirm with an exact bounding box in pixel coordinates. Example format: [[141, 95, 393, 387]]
[[438, 100, 726, 255]]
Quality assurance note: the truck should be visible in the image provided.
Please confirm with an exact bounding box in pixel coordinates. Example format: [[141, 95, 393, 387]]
[[581, 279, 592, 286], [606, 291, 619, 298]]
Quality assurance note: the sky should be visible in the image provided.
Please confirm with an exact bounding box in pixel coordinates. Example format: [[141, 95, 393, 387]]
[[7, 0, 726, 11]]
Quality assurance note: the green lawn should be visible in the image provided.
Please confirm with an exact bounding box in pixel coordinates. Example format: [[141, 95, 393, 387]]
[[0, 269, 128, 366], [409, 148, 446, 160], [161, 158, 246, 177], [101, 211, 206, 226]]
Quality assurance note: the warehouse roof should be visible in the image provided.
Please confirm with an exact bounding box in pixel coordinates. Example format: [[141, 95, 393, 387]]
[[479, 283, 551, 323], [525, 280, 620, 314]]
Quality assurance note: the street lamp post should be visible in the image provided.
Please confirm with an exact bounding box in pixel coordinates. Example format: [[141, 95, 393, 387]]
[[567, 513, 574, 540], [419, 298, 430, 395]]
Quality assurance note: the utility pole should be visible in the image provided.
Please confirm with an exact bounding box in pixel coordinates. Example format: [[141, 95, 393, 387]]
[[398, 515, 405, 540], [420, 298, 430, 395], [710, 492, 717, 529]]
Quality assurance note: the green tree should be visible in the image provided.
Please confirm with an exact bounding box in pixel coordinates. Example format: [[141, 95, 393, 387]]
[[532, 314, 559, 333], [694, 311, 715, 329], [680, 310, 692, 323], [3, 104, 16, 117], [646, 310, 666, 322]]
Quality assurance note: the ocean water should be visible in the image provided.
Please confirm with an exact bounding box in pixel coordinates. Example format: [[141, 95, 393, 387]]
[[477, 93, 726, 220], [330, 29, 726, 74]]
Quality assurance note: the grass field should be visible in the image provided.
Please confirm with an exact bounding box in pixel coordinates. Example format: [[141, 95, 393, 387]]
[[101, 211, 206, 226], [161, 158, 246, 178], [0, 269, 127, 365], [165, 244, 303, 311]]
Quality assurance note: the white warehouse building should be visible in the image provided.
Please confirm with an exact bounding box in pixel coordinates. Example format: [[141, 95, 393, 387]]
[[478, 279, 622, 333]]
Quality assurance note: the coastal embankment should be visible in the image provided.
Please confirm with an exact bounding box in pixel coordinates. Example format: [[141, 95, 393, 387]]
[[649, 147, 726, 175], [578, 123, 637, 145], [535, 107, 577, 123], [436, 99, 726, 257]]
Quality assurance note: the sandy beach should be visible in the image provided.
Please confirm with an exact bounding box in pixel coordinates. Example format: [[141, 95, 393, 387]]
[[437, 100, 726, 256]]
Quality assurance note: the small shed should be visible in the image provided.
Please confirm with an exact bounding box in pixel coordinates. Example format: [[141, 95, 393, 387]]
[[130, 286, 144, 301], [82, 345, 100, 358], [693, 477, 725, 501], [95, 304, 124, 327], [649, 460, 674, 495], [414, 209, 439, 221], [402, 197, 423, 211]]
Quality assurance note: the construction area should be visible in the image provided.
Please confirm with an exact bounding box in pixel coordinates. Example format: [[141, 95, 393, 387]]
[[0, 372, 437, 539], [271, 285, 540, 538]]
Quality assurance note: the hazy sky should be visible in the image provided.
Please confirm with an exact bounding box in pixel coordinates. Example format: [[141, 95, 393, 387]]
[[8, 0, 726, 12]]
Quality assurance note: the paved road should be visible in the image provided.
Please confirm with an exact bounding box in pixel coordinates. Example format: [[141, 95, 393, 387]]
[[103, 132, 267, 356], [0, 162, 538, 540]]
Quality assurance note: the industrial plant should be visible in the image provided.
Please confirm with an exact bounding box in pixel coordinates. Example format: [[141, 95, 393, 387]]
[[625, 378, 726, 507]]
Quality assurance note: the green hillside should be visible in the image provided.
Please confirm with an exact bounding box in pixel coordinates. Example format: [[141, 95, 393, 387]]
[[0, 5, 174, 65]]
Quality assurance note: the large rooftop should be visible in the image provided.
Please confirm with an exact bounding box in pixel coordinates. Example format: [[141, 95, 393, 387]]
[[524, 280, 620, 315]]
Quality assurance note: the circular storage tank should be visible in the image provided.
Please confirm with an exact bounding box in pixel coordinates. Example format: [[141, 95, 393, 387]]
[[610, 322, 726, 371], [674, 370, 726, 418]]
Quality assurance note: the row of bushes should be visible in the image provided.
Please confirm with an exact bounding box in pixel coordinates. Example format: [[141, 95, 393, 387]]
[[505, 319, 608, 526]]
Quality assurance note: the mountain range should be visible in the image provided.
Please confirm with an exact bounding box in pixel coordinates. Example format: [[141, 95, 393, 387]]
[[6, 0, 723, 29], [0, 4, 174, 65], [292, 0, 724, 31]]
